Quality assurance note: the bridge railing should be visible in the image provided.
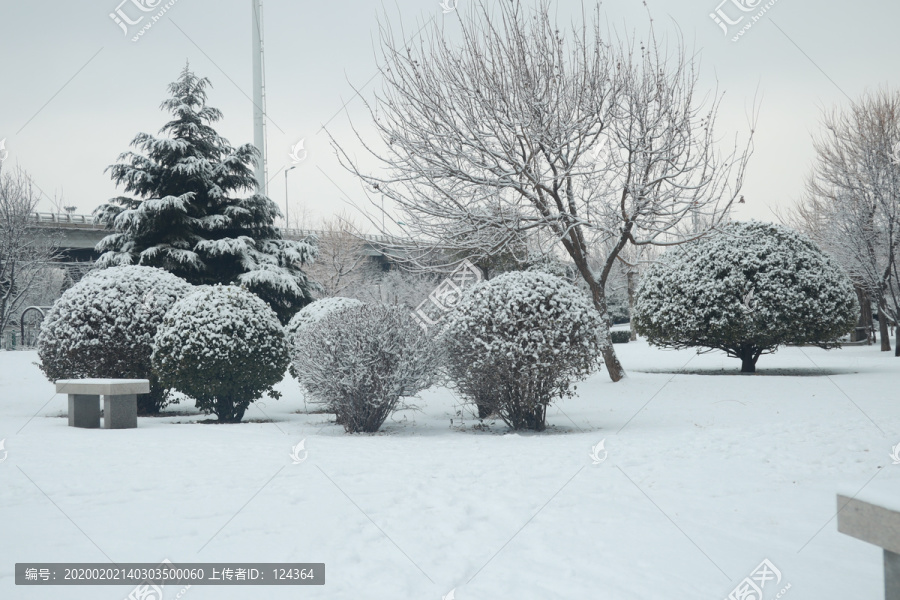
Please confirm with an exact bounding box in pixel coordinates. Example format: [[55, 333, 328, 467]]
[[29, 212, 104, 228], [282, 228, 408, 246], [29, 214, 414, 247]]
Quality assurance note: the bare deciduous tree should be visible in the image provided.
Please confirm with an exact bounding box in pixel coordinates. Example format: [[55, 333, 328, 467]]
[[334, 2, 752, 380], [0, 167, 60, 341], [789, 89, 900, 353], [304, 213, 368, 298]]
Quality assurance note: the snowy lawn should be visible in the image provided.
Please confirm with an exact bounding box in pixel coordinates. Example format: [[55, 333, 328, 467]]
[[1, 341, 898, 599]]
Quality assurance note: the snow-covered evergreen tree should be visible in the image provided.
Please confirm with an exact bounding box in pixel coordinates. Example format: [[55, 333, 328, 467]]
[[633, 221, 858, 372], [94, 64, 317, 323]]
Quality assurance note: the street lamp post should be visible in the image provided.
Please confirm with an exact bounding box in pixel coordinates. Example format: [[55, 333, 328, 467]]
[[284, 165, 297, 231]]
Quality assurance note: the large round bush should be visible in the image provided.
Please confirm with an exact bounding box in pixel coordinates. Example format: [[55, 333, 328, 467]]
[[152, 285, 290, 422], [442, 271, 605, 431], [37, 265, 193, 414], [633, 220, 858, 372], [293, 303, 437, 433]]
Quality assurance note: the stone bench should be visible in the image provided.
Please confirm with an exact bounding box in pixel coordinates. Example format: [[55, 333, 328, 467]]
[[837, 494, 900, 599], [56, 379, 150, 429]]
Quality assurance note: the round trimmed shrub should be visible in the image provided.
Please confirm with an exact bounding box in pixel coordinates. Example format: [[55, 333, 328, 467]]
[[151, 285, 290, 422], [293, 303, 437, 433], [441, 271, 605, 431], [37, 265, 193, 414], [286, 297, 362, 380], [633, 220, 858, 372], [285, 296, 364, 338]]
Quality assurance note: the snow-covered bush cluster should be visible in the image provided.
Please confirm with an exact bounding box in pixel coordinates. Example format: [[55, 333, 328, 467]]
[[441, 271, 605, 430], [152, 285, 290, 422], [293, 303, 437, 433], [633, 221, 858, 372], [37, 266, 193, 414]]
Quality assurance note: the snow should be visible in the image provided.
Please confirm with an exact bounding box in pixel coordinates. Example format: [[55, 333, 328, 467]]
[[1, 340, 897, 599]]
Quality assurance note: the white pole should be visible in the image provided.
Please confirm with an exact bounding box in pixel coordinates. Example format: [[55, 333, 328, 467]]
[[252, 0, 267, 195]]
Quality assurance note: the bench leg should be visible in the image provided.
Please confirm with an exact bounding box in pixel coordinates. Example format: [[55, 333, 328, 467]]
[[68, 394, 100, 428], [103, 394, 137, 429], [887, 550, 900, 600]]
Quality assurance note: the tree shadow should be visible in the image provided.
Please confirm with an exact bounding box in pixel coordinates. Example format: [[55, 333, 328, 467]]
[[634, 368, 858, 377]]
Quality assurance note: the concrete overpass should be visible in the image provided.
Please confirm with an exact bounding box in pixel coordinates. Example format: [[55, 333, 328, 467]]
[[28, 212, 411, 272]]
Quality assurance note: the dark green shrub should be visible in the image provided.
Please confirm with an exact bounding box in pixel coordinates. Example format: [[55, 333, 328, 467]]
[[152, 285, 289, 422], [610, 330, 631, 344]]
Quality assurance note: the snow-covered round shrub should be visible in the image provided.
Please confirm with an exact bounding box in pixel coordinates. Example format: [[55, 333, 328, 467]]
[[285, 296, 363, 338], [441, 271, 605, 431], [37, 265, 193, 414], [151, 285, 290, 422], [293, 303, 437, 433], [633, 221, 858, 373], [286, 297, 362, 379]]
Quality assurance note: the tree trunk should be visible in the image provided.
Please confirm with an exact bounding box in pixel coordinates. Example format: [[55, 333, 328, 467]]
[[626, 269, 638, 342], [569, 270, 625, 381], [565, 239, 626, 382], [216, 400, 246, 423], [739, 347, 757, 373], [866, 294, 876, 344], [853, 286, 871, 343], [880, 302, 892, 352]]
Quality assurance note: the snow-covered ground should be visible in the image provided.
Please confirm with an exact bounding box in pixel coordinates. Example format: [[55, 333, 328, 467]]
[[1, 340, 898, 599]]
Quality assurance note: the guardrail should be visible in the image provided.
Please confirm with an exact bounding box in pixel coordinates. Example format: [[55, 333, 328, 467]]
[[29, 214, 410, 246], [282, 228, 410, 246], [29, 212, 104, 228]]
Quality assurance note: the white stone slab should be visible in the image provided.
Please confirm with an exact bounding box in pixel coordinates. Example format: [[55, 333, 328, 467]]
[[837, 494, 900, 555], [56, 379, 150, 395]]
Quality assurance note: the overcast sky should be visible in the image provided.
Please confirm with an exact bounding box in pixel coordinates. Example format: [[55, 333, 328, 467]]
[[1, 0, 898, 232]]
